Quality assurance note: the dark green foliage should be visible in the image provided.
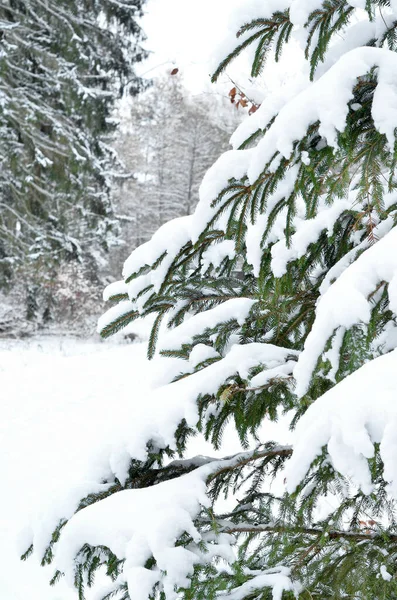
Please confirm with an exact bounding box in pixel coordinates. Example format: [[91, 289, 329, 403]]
[[211, 12, 293, 82], [0, 0, 147, 294]]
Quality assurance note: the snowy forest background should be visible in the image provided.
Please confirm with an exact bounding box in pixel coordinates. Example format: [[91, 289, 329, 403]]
[[0, 0, 242, 339]]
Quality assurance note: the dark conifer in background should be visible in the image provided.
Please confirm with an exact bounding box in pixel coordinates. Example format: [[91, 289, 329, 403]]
[[0, 0, 146, 316]]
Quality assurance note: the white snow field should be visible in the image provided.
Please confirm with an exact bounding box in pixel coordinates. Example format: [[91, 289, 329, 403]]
[[0, 338, 154, 599]]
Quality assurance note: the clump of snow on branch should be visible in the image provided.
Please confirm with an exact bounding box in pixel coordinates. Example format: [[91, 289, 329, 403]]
[[294, 225, 397, 397], [223, 568, 296, 600], [54, 467, 212, 600], [245, 165, 300, 276], [159, 298, 256, 351], [97, 300, 136, 334], [271, 197, 351, 277], [103, 280, 128, 301], [191, 149, 254, 242], [248, 48, 397, 183], [230, 78, 308, 150], [286, 348, 397, 498], [201, 239, 236, 271], [189, 344, 219, 367], [289, 0, 328, 26], [27, 341, 296, 566], [54, 451, 296, 600], [123, 216, 192, 297]]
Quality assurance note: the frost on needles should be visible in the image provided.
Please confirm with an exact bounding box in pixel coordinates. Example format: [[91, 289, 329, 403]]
[[24, 1, 397, 599]]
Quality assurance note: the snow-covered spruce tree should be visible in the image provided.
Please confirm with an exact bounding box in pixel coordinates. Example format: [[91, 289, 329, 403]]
[[0, 0, 146, 291], [26, 1, 397, 598]]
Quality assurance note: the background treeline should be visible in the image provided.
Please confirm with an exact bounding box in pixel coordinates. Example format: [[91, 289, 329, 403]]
[[112, 77, 237, 259], [0, 0, 236, 337]]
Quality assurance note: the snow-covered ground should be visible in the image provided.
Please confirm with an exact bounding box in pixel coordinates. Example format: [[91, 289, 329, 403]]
[[0, 336, 242, 599], [0, 337, 153, 599]]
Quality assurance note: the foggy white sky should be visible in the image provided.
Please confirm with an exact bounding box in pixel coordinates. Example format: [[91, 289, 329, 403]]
[[138, 0, 306, 99], [139, 0, 253, 93]]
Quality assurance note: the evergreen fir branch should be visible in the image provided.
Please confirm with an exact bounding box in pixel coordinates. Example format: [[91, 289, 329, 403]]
[[147, 309, 170, 359], [237, 128, 265, 151], [211, 13, 290, 82], [306, 1, 355, 79], [124, 251, 167, 284], [20, 543, 34, 561], [215, 521, 397, 543], [99, 308, 139, 339], [49, 570, 63, 586], [107, 292, 129, 303]]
